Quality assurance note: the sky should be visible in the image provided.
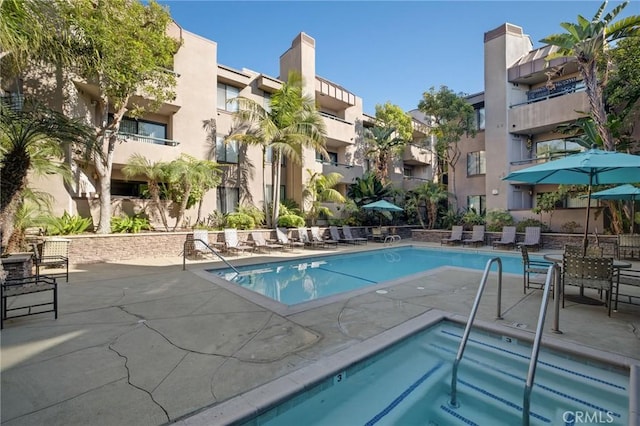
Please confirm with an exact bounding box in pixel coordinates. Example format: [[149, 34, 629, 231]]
[[159, 1, 639, 115]]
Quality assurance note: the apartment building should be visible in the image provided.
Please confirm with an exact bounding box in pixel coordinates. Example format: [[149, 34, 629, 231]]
[[10, 24, 434, 228], [455, 23, 601, 232]]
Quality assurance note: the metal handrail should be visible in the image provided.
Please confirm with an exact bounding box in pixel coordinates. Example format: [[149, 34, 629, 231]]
[[523, 264, 557, 426], [450, 257, 503, 407], [182, 238, 240, 276]]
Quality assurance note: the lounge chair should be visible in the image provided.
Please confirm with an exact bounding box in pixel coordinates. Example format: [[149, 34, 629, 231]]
[[463, 225, 485, 247], [329, 226, 349, 245], [276, 228, 305, 250], [441, 226, 463, 246], [224, 228, 252, 255], [251, 231, 283, 252], [521, 246, 553, 294], [342, 226, 367, 245], [518, 226, 542, 251], [310, 226, 338, 248], [296, 228, 325, 249], [492, 226, 516, 250]]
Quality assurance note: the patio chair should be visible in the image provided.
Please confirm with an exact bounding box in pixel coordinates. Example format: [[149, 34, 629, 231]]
[[521, 246, 553, 294], [492, 226, 516, 250], [441, 226, 463, 246], [342, 226, 367, 245], [463, 225, 485, 247], [562, 255, 614, 316], [223, 229, 252, 255], [33, 238, 70, 282], [251, 231, 283, 252], [370, 227, 385, 242], [276, 228, 305, 250], [518, 226, 542, 251], [310, 226, 338, 248], [564, 244, 603, 257], [295, 228, 325, 249]]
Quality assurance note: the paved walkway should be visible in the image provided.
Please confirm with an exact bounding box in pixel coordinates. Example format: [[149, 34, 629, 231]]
[[1, 242, 639, 425]]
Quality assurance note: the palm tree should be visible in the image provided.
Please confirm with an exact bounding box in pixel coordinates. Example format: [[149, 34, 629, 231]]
[[0, 101, 97, 240], [230, 71, 328, 227], [122, 154, 171, 231], [347, 172, 391, 207], [541, 1, 640, 151], [302, 169, 346, 225], [166, 154, 221, 230], [365, 126, 406, 184]]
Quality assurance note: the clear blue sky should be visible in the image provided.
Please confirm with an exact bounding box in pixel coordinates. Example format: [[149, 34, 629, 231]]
[[159, 1, 639, 115]]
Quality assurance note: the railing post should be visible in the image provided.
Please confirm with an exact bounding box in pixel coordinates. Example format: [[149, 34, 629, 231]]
[[551, 264, 562, 334]]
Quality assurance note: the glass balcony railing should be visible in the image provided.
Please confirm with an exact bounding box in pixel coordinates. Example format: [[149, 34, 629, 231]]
[[109, 131, 180, 146]]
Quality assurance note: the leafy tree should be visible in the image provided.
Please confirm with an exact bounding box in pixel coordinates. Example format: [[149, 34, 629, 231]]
[[533, 186, 569, 230], [605, 35, 640, 153], [418, 86, 476, 211], [0, 101, 97, 242], [57, 0, 180, 233], [302, 169, 345, 225], [374, 102, 413, 142], [230, 71, 328, 227], [541, 1, 640, 151], [122, 154, 171, 231]]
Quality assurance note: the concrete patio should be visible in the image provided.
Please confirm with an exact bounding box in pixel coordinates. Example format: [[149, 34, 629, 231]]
[[1, 242, 639, 425]]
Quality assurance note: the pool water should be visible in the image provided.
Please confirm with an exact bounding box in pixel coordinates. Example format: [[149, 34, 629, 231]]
[[244, 321, 628, 425], [209, 246, 529, 305]]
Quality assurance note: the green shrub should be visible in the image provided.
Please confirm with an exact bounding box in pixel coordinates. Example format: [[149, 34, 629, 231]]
[[485, 209, 514, 232], [277, 214, 305, 228], [111, 214, 151, 233], [44, 211, 92, 235], [439, 209, 463, 230], [461, 209, 485, 229], [236, 204, 265, 227], [206, 211, 226, 229], [516, 218, 550, 233], [560, 221, 582, 233], [225, 212, 255, 230]]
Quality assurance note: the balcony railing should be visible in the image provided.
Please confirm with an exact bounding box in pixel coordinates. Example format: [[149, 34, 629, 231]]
[[319, 112, 352, 125], [510, 150, 582, 167], [511, 79, 586, 108], [116, 131, 180, 147]]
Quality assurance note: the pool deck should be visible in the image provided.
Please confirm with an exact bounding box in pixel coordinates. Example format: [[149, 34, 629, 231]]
[[2, 241, 639, 426]]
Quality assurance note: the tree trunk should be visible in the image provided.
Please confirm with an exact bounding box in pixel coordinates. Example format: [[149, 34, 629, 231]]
[[174, 183, 192, 231], [271, 151, 282, 227], [580, 60, 614, 151]]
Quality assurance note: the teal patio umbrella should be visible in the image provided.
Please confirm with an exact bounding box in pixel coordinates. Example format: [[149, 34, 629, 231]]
[[361, 200, 403, 226], [503, 147, 640, 253], [588, 184, 640, 233]]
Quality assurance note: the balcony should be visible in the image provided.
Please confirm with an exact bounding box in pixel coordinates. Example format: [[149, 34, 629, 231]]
[[509, 90, 589, 134], [403, 144, 432, 165], [320, 113, 354, 144], [317, 160, 363, 184], [315, 76, 356, 111], [402, 176, 431, 191], [111, 132, 180, 165]]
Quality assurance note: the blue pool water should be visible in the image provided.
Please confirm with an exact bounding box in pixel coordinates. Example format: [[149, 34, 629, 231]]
[[242, 321, 629, 425], [209, 246, 529, 305]]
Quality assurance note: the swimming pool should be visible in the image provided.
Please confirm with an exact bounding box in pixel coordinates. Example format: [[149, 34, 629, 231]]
[[205, 315, 633, 426], [208, 246, 527, 305]]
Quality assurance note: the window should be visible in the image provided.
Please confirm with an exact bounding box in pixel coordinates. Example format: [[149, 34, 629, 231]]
[[403, 166, 414, 177], [263, 92, 272, 112], [536, 138, 583, 162], [265, 185, 286, 204], [217, 83, 239, 112], [111, 180, 145, 197], [536, 192, 598, 209], [317, 151, 338, 164], [467, 195, 486, 214], [467, 151, 486, 176], [265, 146, 273, 163], [115, 116, 167, 141], [474, 106, 485, 130], [216, 136, 238, 163], [217, 187, 239, 214]]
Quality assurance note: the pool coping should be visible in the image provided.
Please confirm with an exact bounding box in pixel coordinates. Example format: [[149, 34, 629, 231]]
[[192, 244, 525, 316], [175, 309, 640, 426]]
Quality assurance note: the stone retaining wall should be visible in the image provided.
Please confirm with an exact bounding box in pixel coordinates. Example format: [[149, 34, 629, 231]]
[[61, 227, 617, 265]]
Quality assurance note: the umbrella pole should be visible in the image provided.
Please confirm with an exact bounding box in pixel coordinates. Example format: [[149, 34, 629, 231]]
[[582, 184, 593, 257]]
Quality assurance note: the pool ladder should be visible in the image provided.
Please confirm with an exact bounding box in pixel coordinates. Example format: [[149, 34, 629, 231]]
[[182, 238, 240, 277], [448, 258, 561, 426]]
